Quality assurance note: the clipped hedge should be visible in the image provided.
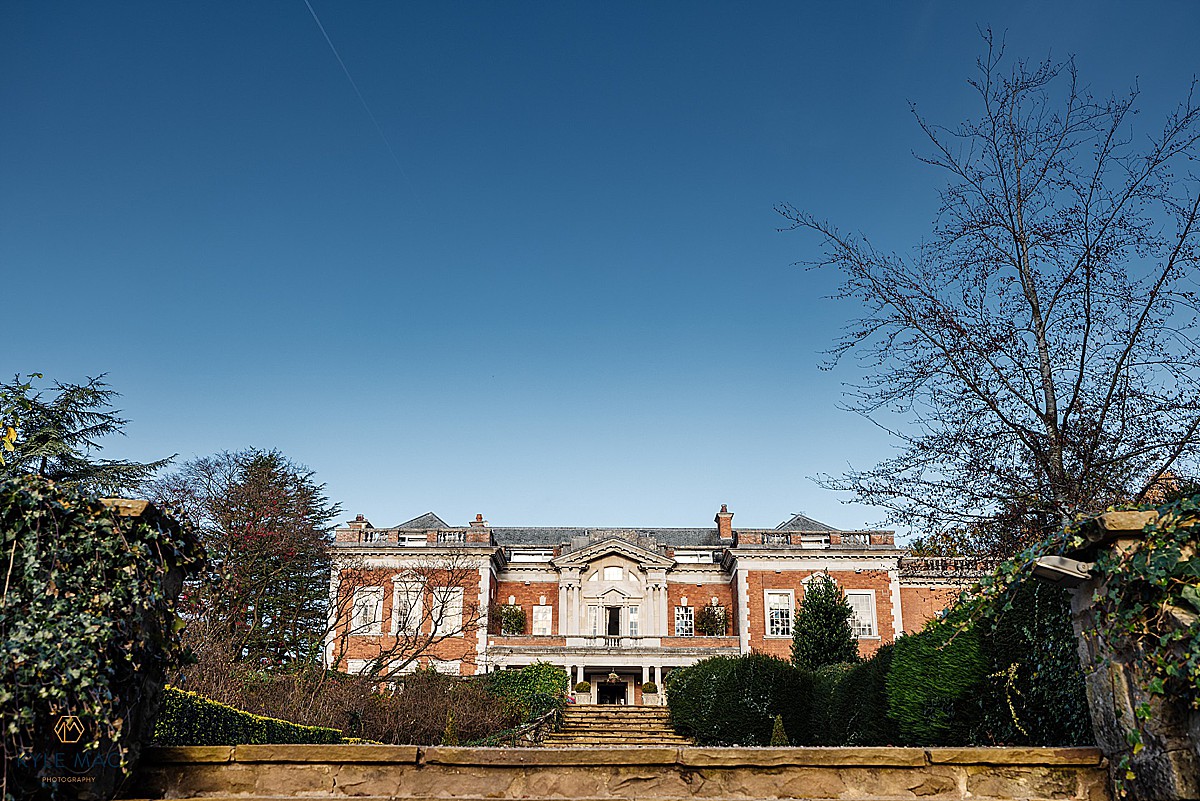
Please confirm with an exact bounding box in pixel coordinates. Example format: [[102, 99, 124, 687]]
[[887, 616, 986, 745], [666, 654, 811, 746], [808, 663, 854, 745], [827, 644, 899, 746], [153, 687, 345, 745]]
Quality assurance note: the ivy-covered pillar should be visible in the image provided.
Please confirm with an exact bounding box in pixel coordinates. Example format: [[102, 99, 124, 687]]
[[1056, 509, 1200, 801]]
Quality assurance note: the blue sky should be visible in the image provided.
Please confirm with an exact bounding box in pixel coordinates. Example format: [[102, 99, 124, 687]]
[[3, 2, 1197, 533]]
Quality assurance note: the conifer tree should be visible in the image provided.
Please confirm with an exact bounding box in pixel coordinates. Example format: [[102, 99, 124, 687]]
[[791, 573, 859, 670]]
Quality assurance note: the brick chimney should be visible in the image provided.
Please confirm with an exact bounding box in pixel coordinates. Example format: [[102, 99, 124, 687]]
[[715, 504, 734, 541], [466, 513, 491, 544], [348, 514, 372, 531]]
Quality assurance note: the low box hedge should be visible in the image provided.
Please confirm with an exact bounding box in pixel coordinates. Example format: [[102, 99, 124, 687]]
[[153, 687, 345, 745]]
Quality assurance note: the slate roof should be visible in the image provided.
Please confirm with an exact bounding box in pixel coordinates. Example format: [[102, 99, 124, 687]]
[[384, 511, 842, 546], [775, 513, 838, 532], [491, 527, 724, 547], [396, 512, 449, 529]]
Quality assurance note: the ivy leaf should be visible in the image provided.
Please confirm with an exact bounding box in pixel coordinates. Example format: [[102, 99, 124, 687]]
[[1182, 586, 1200, 615]]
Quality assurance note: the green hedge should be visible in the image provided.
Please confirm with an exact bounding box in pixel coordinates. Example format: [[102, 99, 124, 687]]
[[665, 654, 811, 746], [887, 615, 986, 745], [957, 581, 1092, 745], [484, 662, 569, 720], [827, 644, 899, 745], [153, 687, 345, 745], [807, 663, 854, 745]]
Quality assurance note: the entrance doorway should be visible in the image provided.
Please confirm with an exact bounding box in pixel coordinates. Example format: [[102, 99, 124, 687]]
[[597, 681, 627, 705]]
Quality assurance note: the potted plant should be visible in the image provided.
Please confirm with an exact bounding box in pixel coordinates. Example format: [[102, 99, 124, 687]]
[[641, 681, 660, 705]]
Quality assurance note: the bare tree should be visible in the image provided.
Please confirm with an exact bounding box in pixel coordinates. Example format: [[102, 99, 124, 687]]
[[777, 32, 1200, 548], [326, 549, 487, 681]]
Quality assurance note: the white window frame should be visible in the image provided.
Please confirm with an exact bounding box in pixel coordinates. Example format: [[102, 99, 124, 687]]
[[845, 590, 879, 638], [532, 604, 553, 635], [430, 587, 464, 635], [603, 566, 624, 581], [764, 590, 794, 638], [674, 605, 694, 636], [391, 580, 423, 635], [345, 659, 372, 675], [352, 587, 384, 635], [628, 605, 640, 636]]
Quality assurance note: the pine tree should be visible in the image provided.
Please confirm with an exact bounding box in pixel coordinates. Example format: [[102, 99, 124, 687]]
[[791, 573, 859, 670]]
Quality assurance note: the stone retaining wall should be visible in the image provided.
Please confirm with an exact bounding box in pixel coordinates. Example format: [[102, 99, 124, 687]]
[[127, 744, 1110, 800]]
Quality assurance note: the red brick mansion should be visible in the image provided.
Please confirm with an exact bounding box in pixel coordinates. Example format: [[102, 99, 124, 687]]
[[327, 505, 985, 705]]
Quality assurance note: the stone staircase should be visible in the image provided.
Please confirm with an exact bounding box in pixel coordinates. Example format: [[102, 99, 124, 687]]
[[541, 705, 689, 747]]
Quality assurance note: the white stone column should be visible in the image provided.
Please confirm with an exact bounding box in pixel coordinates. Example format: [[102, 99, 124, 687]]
[[654, 665, 662, 685], [662, 582, 672, 633], [558, 582, 569, 635], [641, 665, 650, 684]]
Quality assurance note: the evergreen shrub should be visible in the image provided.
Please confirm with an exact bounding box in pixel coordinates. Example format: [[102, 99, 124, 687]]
[[958, 581, 1092, 745], [153, 687, 344, 745], [826, 645, 898, 745], [665, 654, 811, 746], [808, 663, 854, 745], [769, 714, 789, 746], [641, 681, 658, 694], [792, 573, 860, 669], [887, 617, 986, 745], [485, 662, 568, 719]]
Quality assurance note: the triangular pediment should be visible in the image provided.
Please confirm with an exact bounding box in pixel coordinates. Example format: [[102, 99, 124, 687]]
[[551, 536, 674, 570]]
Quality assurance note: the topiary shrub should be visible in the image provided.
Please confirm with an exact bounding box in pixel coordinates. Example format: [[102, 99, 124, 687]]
[[573, 681, 591, 693], [153, 687, 344, 745], [641, 681, 658, 694], [665, 654, 811, 746], [485, 662, 568, 720], [792, 573, 860, 669], [1, 476, 202, 800], [769, 714, 789, 746], [887, 617, 986, 745]]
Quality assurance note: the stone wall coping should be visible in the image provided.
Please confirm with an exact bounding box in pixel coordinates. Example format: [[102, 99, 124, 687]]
[[926, 747, 1104, 766], [142, 744, 1104, 768], [234, 744, 421, 763], [679, 747, 927, 767]]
